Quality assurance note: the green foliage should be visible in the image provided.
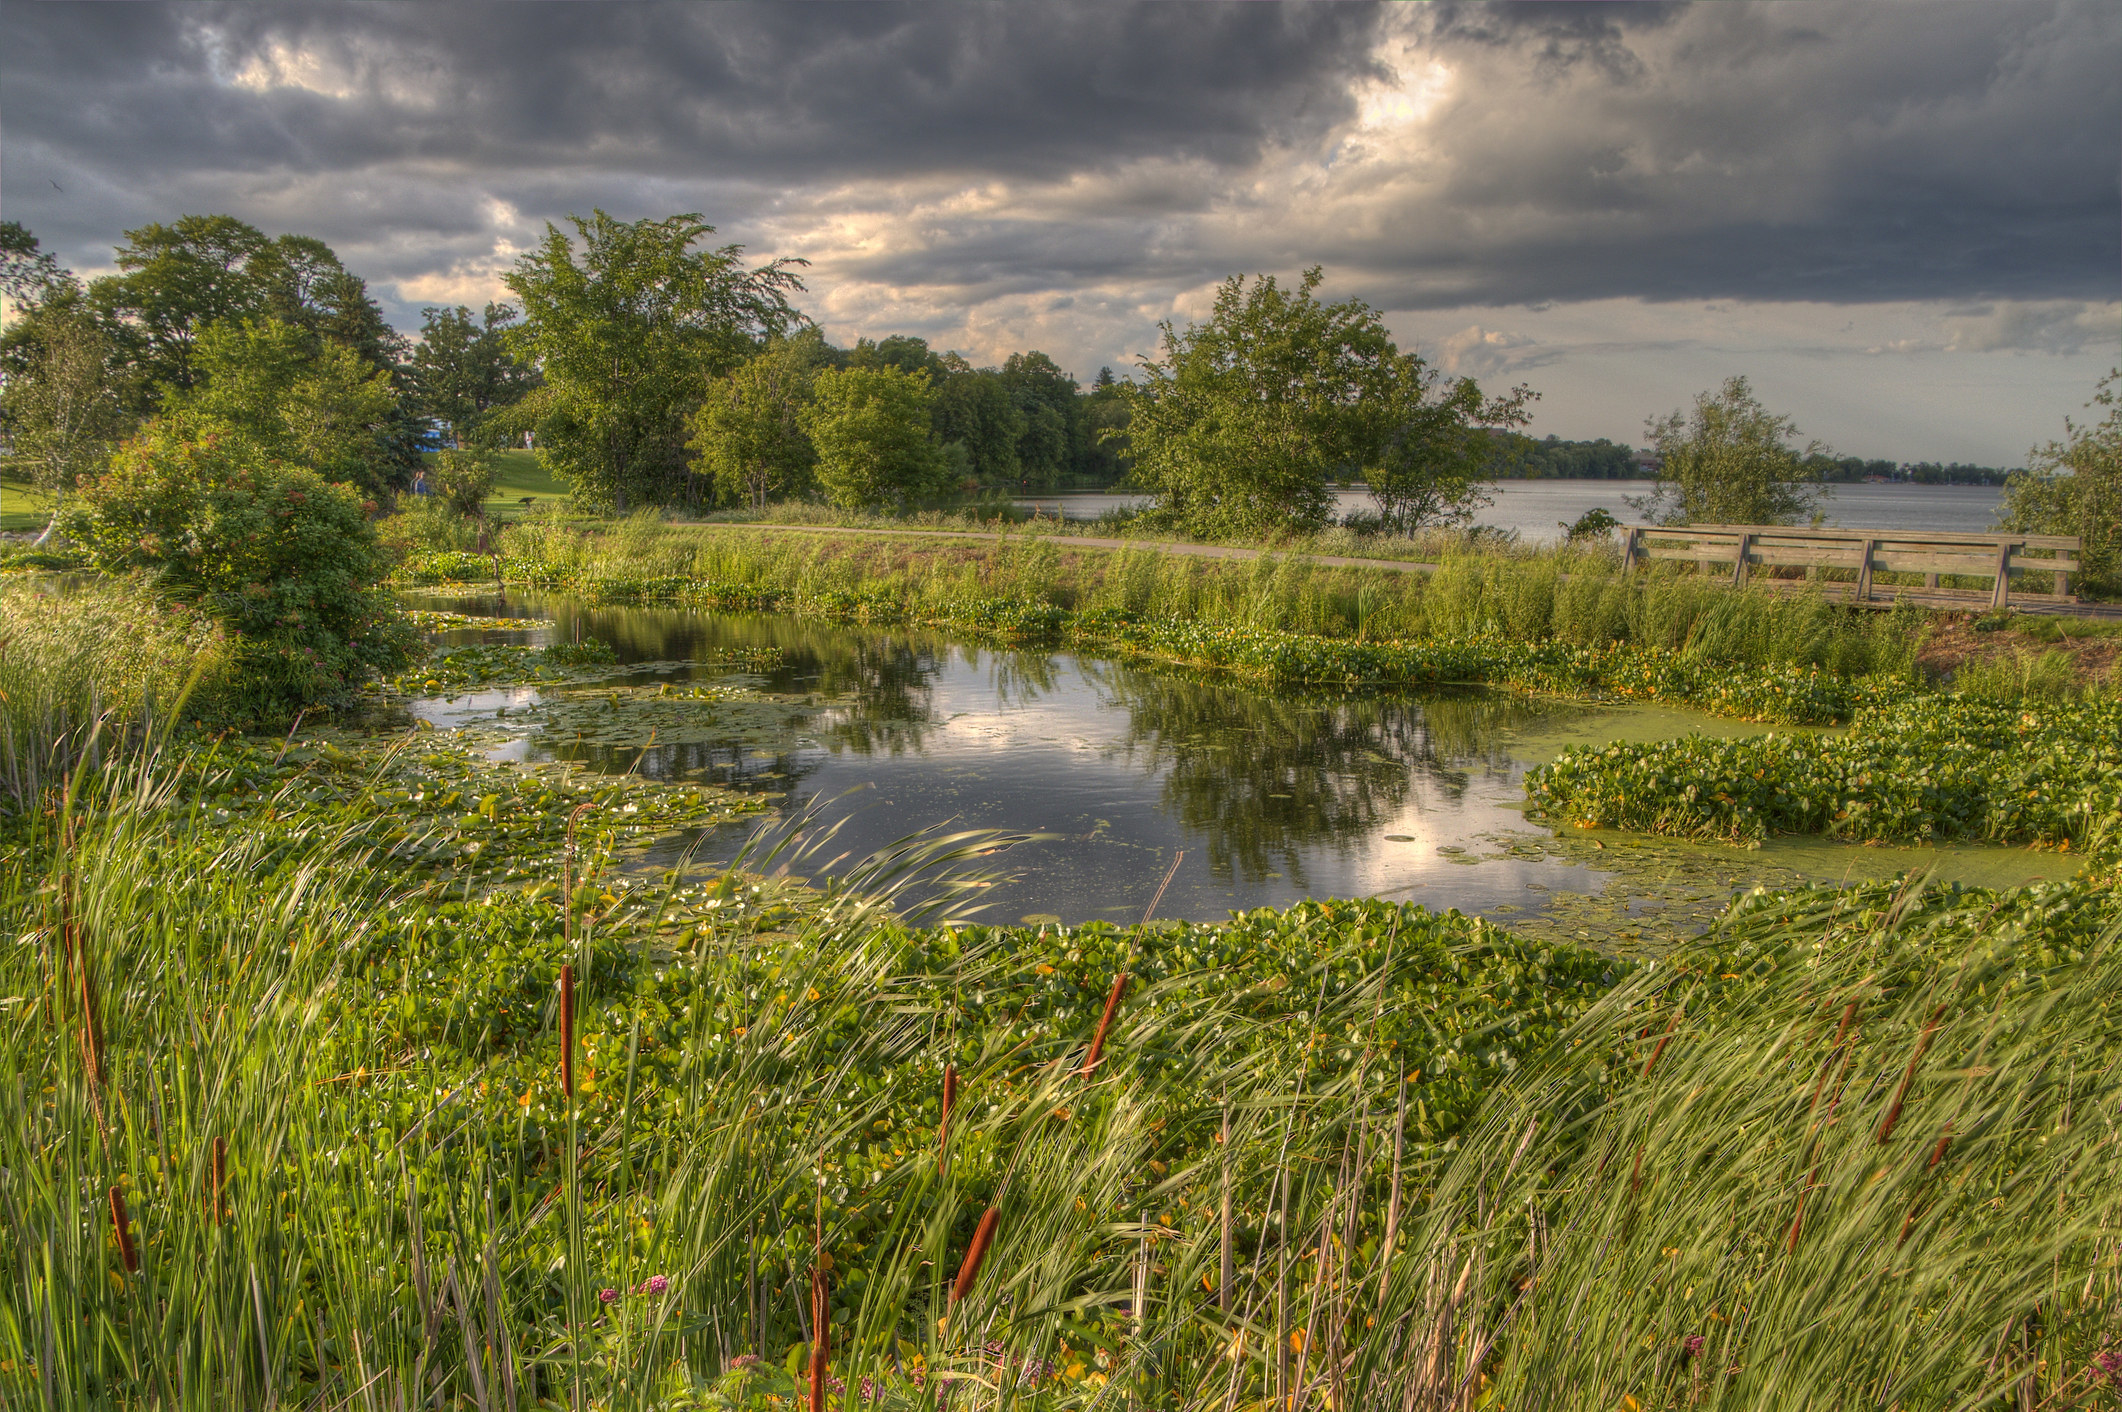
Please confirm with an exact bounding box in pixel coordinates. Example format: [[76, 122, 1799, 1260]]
[[88, 213, 404, 403], [1561, 506, 1619, 542], [1121, 268, 1531, 537], [58, 420, 417, 711], [428, 447, 497, 519], [164, 316, 407, 498], [1998, 367, 2122, 597], [504, 210, 806, 513], [0, 578, 234, 812], [801, 365, 948, 511], [688, 332, 824, 508], [406, 301, 539, 448], [931, 354, 1026, 486], [1636, 374, 1828, 526], [1528, 692, 2122, 850], [0, 289, 136, 496]]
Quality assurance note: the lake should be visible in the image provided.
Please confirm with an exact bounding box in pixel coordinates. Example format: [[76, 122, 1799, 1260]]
[[1016, 481, 2008, 543], [409, 595, 2075, 948]]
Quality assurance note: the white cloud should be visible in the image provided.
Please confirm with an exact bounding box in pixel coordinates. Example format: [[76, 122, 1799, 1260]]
[[1939, 301, 2122, 356]]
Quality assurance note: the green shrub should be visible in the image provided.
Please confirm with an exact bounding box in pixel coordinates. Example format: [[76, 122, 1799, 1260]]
[[58, 419, 417, 713]]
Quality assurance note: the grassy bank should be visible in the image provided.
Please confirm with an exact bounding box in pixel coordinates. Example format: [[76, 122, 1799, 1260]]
[[403, 518, 1932, 726], [0, 577, 236, 815], [6, 730, 2117, 1407]]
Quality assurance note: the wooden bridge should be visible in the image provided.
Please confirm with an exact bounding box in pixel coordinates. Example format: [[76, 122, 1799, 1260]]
[[1619, 524, 2094, 614]]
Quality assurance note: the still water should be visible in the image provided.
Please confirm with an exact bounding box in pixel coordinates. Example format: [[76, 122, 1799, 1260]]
[[410, 595, 2076, 940], [1018, 481, 2008, 543]]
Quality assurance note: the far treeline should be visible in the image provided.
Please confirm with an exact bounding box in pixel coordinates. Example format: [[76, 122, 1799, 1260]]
[[2, 212, 2116, 588]]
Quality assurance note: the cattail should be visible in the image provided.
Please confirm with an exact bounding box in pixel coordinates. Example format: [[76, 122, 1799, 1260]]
[[208, 1136, 227, 1226], [1807, 1000, 1861, 1116], [1082, 973, 1128, 1076], [809, 1266, 830, 1412], [1642, 1006, 1682, 1078], [109, 1186, 138, 1272], [1876, 1005, 1946, 1146], [937, 1064, 957, 1177], [559, 964, 576, 1100], [1927, 1121, 1954, 1170], [951, 1207, 1001, 1304]]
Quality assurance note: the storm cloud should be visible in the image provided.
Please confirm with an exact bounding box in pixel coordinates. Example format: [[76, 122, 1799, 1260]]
[[3, 0, 2117, 460]]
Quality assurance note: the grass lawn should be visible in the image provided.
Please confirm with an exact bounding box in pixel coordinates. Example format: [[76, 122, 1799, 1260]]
[[0, 474, 54, 534], [471, 448, 569, 520]]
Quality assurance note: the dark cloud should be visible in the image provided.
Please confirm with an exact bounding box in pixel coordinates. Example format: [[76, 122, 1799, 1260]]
[[1, 0, 2115, 350]]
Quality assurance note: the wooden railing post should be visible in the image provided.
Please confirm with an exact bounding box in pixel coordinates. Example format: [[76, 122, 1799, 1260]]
[[1989, 540, 2018, 611], [1854, 538, 1876, 605], [1621, 526, 1640, 574], [1731, 532, 1753, 587]]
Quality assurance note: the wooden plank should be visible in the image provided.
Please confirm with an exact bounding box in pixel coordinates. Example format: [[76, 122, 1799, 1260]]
[[1644, 523, 2079, 550], [1989, 540, 2017, 611]]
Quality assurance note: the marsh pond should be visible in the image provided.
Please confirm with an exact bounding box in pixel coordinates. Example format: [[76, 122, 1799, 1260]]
[[405, 592, 2080, 951]]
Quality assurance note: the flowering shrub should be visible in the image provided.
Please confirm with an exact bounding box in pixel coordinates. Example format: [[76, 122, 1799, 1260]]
[[59, 417, 418, 714]]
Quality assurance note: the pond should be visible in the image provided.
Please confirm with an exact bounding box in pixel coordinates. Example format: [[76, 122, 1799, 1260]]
[[407, 593, 2080, 948]]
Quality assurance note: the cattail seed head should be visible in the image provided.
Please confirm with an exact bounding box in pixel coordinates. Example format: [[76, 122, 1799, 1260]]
[[951, 1206, 1001, 1304], [109, 1186, 138, 1272], [938, 1064, 957, 1177], [1083, 974, 1128, 1076], [208, 1136, 226, 1226]]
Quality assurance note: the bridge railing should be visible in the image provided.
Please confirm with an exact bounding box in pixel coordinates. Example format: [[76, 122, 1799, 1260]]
[[1618, 524, 2081, 610]]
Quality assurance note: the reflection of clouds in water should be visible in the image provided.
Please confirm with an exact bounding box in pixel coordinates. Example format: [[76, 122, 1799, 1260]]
[[407, 594, 1623, 922]]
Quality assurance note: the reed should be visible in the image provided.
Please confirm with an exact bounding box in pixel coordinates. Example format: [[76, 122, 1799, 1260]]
[[4, 738, 2112, 1408]]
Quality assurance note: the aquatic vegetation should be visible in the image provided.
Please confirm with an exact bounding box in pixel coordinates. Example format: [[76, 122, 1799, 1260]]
[[401, 534, 1921, 725], [7, 730, 2115, 1406], [1528, 691, 2122, 852]]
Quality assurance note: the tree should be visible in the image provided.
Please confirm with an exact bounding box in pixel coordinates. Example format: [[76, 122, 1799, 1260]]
[[0, 293, 136, 496], [1077, 367, 1132, 486], [687, 332, 824, 508], [504, 211, 806, 512], [1998, 369, 2121, 598], [1, 221, 66, 304], [1633, 376, 1828, 526], [1366, 370, 1535, 532], [1000, 351, 1078, 488], [166, 318, 405, 500], [1121, 268, 1531, 537], [408, 303, 539, 448], [800, 365, 946, 510], [931, 357, 1024, 487]]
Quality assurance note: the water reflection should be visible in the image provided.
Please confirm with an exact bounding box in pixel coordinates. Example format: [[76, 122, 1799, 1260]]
[[412, 593, 1627, 922]]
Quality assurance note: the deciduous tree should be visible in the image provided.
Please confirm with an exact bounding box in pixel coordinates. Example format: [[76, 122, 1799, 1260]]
[[1120, 268, 1530, 536], [800, 364, 946, 510], [1999, 369, 2121, 597], [504, 211, 806, 512], [688, 332, 824, 508], [1633, 376, 1828, 527]]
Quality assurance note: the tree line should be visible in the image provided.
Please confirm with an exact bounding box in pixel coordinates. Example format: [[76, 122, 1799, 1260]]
[[3, 210, 2111, 588]]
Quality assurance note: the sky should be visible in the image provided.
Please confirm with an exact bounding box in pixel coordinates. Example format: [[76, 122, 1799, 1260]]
[[3, 1, 2118, 465]]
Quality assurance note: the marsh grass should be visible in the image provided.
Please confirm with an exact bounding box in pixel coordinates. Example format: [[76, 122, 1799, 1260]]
[[426, 517, 1927, 684], [0, 578, 233, 813], [10, 726, 2114, 1409]]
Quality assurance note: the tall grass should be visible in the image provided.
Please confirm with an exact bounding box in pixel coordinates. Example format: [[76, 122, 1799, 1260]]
[[0, 578, 232, 815], [7, 727, 2115, 1406], [1375, 873, 2122, 1407], [446, 516, 1927, 682]]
